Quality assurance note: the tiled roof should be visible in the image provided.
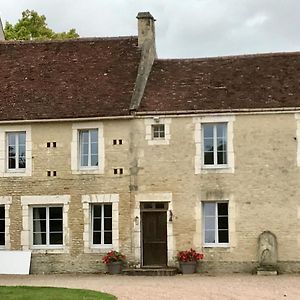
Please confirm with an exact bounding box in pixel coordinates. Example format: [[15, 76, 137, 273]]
[[0, 37, 140, 121], [140, 52, 300, 113]]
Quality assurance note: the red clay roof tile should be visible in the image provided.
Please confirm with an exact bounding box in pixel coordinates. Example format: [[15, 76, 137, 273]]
[[0, 37, 140, 121]]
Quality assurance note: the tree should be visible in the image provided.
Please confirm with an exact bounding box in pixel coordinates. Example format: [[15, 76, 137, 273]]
[[4, 10, 79, 41]]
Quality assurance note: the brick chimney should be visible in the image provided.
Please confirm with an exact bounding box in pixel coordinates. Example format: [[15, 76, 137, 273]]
[[0, 18, 4, 41], [136, 12, 156, 49]]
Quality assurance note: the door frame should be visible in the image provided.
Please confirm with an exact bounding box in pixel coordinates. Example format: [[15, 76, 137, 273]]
[[141, 203, 168, 267], [133, 193, 174, 267]]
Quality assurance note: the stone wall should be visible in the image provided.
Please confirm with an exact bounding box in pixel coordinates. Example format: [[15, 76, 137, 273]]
[[2, 113, 300, 273]]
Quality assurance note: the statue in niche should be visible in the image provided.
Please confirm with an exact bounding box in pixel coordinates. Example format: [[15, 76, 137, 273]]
[[258, 231, 278, 267]]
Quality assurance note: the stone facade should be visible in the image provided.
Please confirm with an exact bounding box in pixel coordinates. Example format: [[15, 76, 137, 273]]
[[1, 112, 300, 273]]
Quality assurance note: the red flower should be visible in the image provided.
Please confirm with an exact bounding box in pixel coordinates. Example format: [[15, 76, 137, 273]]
[[177, 248, 204, 262], [102, 250, 126, 264]]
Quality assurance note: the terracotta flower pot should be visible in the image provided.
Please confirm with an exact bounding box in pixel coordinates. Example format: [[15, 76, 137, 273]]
[[179, 261, 197, 274], [106, 261, 123, 275]]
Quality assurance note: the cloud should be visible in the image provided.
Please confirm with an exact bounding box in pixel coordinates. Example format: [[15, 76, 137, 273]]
[[1, 0, 300, 58]]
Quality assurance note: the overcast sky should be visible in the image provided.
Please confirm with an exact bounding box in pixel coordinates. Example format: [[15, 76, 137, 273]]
[[1, 0, 300, 58]]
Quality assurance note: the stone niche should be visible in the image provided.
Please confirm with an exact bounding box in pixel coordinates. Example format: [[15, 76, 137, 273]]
[[257, 231, 278, 275]]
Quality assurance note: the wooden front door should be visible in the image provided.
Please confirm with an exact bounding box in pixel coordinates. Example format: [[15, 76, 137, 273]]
[[141, 203, 167, 267]]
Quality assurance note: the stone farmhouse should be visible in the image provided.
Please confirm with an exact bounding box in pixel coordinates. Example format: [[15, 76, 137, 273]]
[[0, 12, 300, 274]]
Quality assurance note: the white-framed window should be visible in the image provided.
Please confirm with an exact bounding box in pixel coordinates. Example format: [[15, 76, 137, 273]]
[[21, 195, 70, 252], [0, 125, 32, 177], [32, 206, 63, 247], [79, 129, 98, 168], [7, 131, 26, 171], [202, 123, 227, 167], [82, 194, 119, 253], [71, 122, 104, 174], [194, 115, 235, 174], [203, 202, 229, 247], [92, 204, 112, 246], [152, 124, 165, 139], [145, 118, 171, 145], [0, 206, 4, 246]]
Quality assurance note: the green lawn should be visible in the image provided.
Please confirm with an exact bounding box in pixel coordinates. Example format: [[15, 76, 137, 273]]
[[0, 286, 116, 300]]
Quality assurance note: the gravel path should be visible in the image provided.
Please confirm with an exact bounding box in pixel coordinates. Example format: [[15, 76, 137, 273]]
[[0, 273, 300, 299]]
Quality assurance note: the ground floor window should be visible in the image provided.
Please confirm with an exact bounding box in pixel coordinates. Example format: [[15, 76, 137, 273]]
[[203, 202, 229, 246], [32, 206, 63, 246], [0, 206, 4, 246], [92, 204, 112, 246]]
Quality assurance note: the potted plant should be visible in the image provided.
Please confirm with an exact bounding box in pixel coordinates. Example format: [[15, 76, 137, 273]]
[[102, 250, 126, 275], [177, 248, 204, 274]]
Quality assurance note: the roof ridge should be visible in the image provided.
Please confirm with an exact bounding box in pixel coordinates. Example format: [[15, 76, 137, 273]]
[[155, 51, 300, 62], [0, 35, 138, 45]]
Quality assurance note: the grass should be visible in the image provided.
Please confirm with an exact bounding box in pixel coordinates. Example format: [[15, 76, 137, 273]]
[[0, 286, 116, 300]]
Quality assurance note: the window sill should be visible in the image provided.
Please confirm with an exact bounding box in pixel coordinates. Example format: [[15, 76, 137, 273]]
[[199, 166, 234, 174], [85, 245, 113, 254], [3, 170, 30, 177], [203, 243, 230, 248], [30, 247, 68, 254], [72, 168, 104, 175]]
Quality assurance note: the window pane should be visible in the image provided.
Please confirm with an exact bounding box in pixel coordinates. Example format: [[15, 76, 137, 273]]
[[0, 206, 4, 219], [93, 218, 101, 231], [33, 232, 46, 245], [81, 143, 89, 156], [218, 230, 229, 243], [204, 152, 214, 165], [205, 230, 215, 243], [93, 205, 101, 217], [104, 205, 112, 217], [50, 220, 63, 232], [91, 143, 98, 155], [217, 151, 227, 164], [217, 124, 227, 138], [50, 233, 63, 245], [8, 157, 16, 169], [0, 233, 4, 245], [91, 154, 98, 166], [81, 154, 88, 167], [104, 218, 112, 230], [90, 129, 98, 143], [49, 207, 63, 219], [33, 220, 46, 232], [104, 232, 112, 244], [80, 131, 89, 143], [218, 203, 228, 216], [8, 133, 16, 146], [93, 232, 101, 244], [218, 216, 228, 230], [204, 138, 214, 152], [204, 203, 215, 216], [33, 208, 46, 219], [0, 220, 5, 233], [19, 132, 26, 145], [205, 216, 215, 230], [203, 124, 213, 138]]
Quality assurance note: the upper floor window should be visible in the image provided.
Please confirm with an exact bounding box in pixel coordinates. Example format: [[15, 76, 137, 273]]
[[71, 123, 104, 175], [152, 124, 165, 140], [32, 206, 63, 247], [203, 202, 229, 247], [79, 129, 98, 168], [7, 132, 26, 171], [0, 206, 5, 246], [202, 123, 227, 167]]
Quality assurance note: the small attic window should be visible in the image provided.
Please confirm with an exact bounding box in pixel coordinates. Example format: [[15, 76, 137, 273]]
[[152, 124, 165, 139]]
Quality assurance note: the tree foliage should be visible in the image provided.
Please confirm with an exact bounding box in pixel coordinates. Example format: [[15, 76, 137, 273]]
[[4, 10, 79, 41]]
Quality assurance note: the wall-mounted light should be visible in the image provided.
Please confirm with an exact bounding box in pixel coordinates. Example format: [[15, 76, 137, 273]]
[[134, 216, 139, 225], [169, 210, 173, 222]]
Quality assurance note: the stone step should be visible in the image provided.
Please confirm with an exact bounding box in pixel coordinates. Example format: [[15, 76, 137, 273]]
[[122, 267, 178, 276]]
